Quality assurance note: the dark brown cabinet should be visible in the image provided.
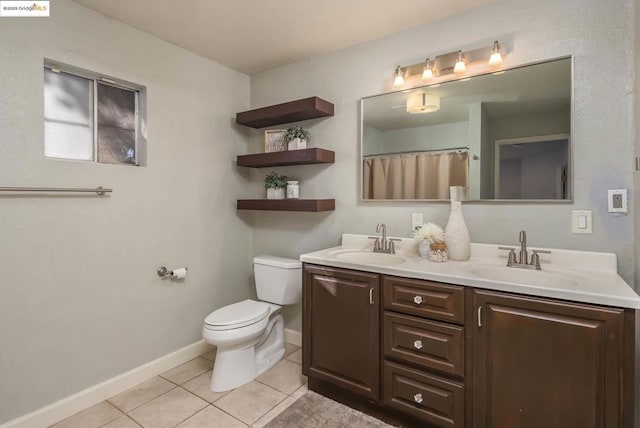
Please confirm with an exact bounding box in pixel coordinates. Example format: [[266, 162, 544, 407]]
[[302, 264, 380, 400], [303, 265, 635, 428], [472, 289, 634, 428]]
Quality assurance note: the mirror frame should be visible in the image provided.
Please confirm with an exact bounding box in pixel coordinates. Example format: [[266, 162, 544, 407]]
[[359, 55, 574, 203]]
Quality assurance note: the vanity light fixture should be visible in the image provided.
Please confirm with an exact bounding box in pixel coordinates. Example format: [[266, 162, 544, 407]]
[[454, 51, 466, 75], [489, 40, 503, 66], [406, 91, 440, 114], [393, 65, 405, 87], [391, 40, 507, 86], [422, 58, 434, 80]]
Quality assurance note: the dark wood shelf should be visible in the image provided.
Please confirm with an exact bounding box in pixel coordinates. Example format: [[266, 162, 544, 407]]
[[236, 96, 334, 128], [237, 199, 335, 212], [237, 148, 335, 168]]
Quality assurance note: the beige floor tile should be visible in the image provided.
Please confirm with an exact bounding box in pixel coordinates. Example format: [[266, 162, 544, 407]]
[[177, 406, 247, 428], [108, 376, 175, 412], [251, 396, 296, 428], [51, 401, 122, 428], [201, 348, 217, 362], [257, 359, 305, 394], [290, 383, 308, 400], [182, 371, 229, 403], [214, 381, 287, 425], [128, 387, 207, 428], [283, 343, 298, 358], [101, 415, 141, 428], [286, 348, 302, 365], [160, 357, 213, 385]]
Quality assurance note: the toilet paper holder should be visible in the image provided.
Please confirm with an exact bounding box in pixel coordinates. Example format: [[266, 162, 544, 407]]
[[157, 266, 188, 278]]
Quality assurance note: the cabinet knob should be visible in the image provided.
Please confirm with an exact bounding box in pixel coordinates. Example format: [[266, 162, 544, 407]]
[[413, 340, 423, 350], [414, 393, 423, 404], [413, 295, 423, 305]]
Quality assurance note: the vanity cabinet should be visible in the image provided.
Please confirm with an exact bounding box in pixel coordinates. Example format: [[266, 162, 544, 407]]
[[302, 265, 380, 400], [302, 263, 635, 428], [472, 289, 631, 428]]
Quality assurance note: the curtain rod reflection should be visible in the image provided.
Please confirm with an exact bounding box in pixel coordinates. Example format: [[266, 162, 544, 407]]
[[363, 147, 469, 158]]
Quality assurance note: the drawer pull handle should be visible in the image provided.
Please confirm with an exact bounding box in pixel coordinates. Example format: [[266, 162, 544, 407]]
[[413, 295, 423, 305], [413, 340, 423, 350], [414, 393, 423, 404]]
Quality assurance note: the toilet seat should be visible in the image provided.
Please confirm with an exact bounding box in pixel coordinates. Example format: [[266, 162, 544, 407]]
[[204, 299, 270, 331]]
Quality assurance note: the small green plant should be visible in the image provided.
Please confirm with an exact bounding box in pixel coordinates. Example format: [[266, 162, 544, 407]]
[[264, 171, 288, 189], [284, 125, 311, 142]]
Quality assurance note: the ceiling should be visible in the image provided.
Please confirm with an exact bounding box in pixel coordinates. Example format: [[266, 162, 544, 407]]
[[71, 0, 496, 75]]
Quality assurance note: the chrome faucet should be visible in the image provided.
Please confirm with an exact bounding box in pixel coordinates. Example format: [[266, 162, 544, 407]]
[[368, 223, 400, 254], [499, 230, 551, 270]]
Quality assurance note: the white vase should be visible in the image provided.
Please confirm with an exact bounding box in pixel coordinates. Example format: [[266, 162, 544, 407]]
[[266, 188, 285, 200], [418, 240, 430, 258], [444, 187, 470, 261], [288, 138, 307, 150]]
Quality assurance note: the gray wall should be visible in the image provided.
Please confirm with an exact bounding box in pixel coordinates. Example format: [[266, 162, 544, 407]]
[[249, 0, 636, 332], [0, 0, 252, 423]]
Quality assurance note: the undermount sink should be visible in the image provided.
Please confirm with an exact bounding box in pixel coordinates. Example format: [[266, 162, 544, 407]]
[[335, 251, 406, 266], [470, 266, 579, 288]]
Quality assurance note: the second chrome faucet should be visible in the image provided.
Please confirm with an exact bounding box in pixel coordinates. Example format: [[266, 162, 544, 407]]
[[369, 223, 401, 254], [499, 230, 551, 270]]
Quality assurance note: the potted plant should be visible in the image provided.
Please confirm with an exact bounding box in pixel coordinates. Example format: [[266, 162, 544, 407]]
[[284, 125, 311, 150], [264, 171, 288, 199], [414, 222, 447, 261]]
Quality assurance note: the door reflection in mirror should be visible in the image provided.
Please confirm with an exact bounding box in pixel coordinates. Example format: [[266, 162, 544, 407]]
[[496, 135, 569, 200]]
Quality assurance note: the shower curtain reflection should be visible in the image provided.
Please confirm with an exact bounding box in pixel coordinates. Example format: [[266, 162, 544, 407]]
[[363, 152, 468, 199]]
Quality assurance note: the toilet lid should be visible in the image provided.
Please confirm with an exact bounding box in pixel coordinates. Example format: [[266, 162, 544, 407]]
[[204, 299, 270, 330]]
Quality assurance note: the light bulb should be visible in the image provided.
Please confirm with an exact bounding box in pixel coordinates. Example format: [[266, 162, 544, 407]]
[[489, 40, 503, 66], [454, 51, 466, 75], [393, 66, 404, 86], [422, 58, 434, 80]]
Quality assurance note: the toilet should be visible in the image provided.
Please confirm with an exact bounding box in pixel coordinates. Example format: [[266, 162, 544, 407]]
[[202, 255, 302, 392]]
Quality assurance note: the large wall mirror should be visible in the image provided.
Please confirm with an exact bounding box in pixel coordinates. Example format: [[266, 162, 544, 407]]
[[361, 57, 572, 201]]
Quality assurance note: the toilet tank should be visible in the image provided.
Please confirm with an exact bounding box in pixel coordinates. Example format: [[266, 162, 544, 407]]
[[253, 255, 302, 305]]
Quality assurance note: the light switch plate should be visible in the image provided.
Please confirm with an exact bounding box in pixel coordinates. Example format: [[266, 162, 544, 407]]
[[571, 210, 592, 234], [608, 189, 628, 213], [411, 213, 424, 232]]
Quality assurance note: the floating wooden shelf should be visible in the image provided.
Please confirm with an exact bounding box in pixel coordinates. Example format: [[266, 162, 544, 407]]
[[237, 148, 335, 168], [237, 199, 335, 212], [236, 96, 334, 128]]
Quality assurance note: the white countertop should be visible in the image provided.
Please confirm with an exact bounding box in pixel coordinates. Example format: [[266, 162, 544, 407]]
[[300, 234, 640, 309]]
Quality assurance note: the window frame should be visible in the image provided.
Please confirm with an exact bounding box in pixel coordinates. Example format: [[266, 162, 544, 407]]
[[44, 59, 146, 166]]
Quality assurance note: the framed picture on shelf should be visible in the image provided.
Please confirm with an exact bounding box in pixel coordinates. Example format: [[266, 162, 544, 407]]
[[264, 129, 287, 153]]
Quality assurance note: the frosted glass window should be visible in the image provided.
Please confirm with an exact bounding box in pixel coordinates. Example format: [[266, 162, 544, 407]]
[[97, 83, 136, 165], [44, 68, 94, 160]]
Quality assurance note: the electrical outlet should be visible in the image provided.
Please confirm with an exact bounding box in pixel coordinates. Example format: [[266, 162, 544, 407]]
[[608, 189, 628, 213], [612, 194, 623, 209], [411, 213, 424, 232]]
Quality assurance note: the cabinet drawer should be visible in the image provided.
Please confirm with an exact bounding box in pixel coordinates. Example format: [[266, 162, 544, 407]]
[[384, 361, 464, 427], [384, 312, 464, 377], [383, 276, 464, 324]]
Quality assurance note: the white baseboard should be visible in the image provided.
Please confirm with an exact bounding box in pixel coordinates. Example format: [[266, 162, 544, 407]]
[[284, 328, 302, 347], [1, 340, 212, 428]]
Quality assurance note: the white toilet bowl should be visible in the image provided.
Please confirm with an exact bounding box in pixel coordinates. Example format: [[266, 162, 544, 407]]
[[202, 255, 301, 392], [202, 299, 284, 391]]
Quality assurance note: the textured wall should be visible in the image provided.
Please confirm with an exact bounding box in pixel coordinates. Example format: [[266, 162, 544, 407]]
[[248, 0, 635, 332], [0, 0, 252, 423]]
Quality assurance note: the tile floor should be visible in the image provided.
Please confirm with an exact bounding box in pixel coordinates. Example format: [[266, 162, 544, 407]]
[[51, 344, 306, 428]]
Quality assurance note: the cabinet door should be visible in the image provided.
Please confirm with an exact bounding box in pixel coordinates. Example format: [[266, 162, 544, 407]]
[[472, 290, 625, 428], [303, 264, 379, 400]]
